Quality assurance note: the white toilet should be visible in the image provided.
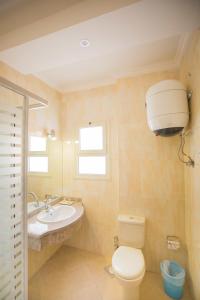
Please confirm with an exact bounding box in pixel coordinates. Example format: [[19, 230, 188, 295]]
[[111, 215, 146, 300]]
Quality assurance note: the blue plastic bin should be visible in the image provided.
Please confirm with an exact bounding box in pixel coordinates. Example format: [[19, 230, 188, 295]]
[[160, 260, 186, 300]]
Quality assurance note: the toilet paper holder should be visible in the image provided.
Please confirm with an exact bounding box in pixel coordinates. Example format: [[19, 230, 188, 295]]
[[167, 235, 181, 250]]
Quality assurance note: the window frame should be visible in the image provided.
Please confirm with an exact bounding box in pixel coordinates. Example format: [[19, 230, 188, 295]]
[[28, 135, 50, 176], [75, 122, 110, 180]]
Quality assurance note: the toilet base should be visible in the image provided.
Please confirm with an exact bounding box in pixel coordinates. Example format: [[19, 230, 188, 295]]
[[113, 270, 145, 300]]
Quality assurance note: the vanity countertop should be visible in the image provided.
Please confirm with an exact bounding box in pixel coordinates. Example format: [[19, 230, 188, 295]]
[[28, 202, 84, 239]]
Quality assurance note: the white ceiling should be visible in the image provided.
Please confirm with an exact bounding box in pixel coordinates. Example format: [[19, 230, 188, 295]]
[[0, 0, 200, 92]]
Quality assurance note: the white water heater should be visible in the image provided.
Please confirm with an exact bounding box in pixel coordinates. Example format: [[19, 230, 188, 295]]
[[145, 80, 189, 136]]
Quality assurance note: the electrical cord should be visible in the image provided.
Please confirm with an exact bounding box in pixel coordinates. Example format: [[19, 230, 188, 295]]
[[178, 132, 194, 167]]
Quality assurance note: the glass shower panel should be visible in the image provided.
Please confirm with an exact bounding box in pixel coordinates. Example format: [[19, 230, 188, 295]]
[[0, 86, 27, 300]]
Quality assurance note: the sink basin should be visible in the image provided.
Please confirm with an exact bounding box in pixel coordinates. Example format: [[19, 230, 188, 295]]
[[37, 205, 76, 223]]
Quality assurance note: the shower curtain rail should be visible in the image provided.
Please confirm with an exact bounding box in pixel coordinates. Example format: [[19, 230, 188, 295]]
[[0, 76, 48, 107]]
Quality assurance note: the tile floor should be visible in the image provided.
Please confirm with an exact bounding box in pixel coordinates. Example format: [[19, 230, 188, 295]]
[[29, 246, 192, 300]]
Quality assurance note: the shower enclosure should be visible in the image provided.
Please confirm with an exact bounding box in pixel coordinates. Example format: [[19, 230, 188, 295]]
[[0, 77, 47, 300]]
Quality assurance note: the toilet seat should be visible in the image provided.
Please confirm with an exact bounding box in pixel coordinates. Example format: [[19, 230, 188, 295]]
[[112, 246, 145, 280]]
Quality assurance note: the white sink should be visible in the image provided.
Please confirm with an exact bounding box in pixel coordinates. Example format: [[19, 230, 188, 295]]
[[37, 205, 76, 223]]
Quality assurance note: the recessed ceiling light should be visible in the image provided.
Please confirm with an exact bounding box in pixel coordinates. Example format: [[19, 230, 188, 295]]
[[80, 39, 90, 48]]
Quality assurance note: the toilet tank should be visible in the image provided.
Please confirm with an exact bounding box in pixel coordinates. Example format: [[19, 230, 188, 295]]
[[118, 215, 145, 249]]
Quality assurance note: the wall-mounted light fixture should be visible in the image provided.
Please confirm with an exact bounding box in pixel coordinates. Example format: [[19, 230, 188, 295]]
[[47, 129, 56, 141]]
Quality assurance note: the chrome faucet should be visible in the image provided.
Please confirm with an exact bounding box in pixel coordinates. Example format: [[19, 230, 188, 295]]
[[28, 192, 39, 207], [44, 194, 54, 213]]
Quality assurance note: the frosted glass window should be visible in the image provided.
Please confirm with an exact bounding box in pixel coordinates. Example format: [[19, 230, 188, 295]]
[[29, 156, 48, 173], [80, 126, 103, 151], [78, 156, 106, 175], [30, 136, 47, 152]]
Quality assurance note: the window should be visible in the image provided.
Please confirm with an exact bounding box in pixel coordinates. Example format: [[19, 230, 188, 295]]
[[77, 124, 108, 177], [28, 136, 49, 173], [79, 126, 103, 151], [29, 156, 48, 173], [29, 136, 47, 152]]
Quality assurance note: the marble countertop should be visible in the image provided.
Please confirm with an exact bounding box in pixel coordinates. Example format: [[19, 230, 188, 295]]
[[28, 202, 84, 239]]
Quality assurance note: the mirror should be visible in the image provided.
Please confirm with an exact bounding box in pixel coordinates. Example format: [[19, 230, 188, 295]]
[[27, 99, 62, 215]]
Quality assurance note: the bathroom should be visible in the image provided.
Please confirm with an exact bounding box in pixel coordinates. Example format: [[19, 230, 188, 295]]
[[0, 1, 200, 300]]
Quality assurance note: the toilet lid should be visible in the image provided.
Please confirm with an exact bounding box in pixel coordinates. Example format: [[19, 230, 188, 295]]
[[112, 246, 145, 280]]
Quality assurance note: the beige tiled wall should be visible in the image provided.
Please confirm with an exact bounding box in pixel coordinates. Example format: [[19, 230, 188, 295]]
[[62, 71, 187, 272], [179, 30, 200, 300], [61, 84, 119, 257]]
